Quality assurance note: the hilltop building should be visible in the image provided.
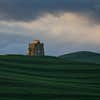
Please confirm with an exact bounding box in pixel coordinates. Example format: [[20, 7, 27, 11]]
[[28, 40, 45, 56]]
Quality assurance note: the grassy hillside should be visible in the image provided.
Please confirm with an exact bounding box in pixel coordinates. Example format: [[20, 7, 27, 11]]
[[0, 55, 100, 100], [59, 51, 100, 64]]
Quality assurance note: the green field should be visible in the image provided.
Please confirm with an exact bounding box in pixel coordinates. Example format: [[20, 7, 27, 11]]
[[0, 55, 100, 100]]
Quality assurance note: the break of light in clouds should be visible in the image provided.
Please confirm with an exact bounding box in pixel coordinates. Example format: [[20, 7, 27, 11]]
[[0, 12, 100, 56], [0, 0, 100, 56]]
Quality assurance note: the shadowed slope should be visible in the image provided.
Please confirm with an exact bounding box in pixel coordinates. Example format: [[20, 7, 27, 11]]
[[59, 51, 100, 64]]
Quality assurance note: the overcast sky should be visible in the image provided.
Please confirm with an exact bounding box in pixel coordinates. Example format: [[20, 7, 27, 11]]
[[0, 0, 100, 56]]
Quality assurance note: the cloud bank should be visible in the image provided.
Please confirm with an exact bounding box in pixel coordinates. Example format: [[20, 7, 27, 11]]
[[0, 0, 100, 55], [0, 12, 100, 55]]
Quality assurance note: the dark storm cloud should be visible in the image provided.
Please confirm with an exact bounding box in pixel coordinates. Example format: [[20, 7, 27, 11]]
[[0, 0, 100, 22]]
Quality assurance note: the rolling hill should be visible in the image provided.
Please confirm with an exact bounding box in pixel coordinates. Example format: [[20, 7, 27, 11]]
[[59, 51, 100, 64], [0, 55, 100, 100]]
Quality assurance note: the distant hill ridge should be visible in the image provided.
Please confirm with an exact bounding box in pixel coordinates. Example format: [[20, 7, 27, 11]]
[[59, 51, 100, 64]]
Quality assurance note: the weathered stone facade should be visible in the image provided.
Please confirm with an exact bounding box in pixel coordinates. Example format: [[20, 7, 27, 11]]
[[28, 40, 44, 56]]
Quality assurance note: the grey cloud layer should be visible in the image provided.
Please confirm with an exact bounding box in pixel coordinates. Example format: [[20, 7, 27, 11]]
[[0, 0, 100, 22], [0, 32, 31, 54]]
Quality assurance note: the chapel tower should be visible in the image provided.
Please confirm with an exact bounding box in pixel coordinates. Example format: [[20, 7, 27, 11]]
[[28, 40, 44, 56]]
